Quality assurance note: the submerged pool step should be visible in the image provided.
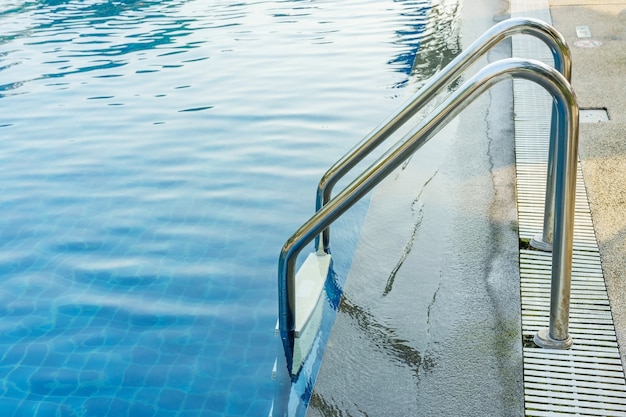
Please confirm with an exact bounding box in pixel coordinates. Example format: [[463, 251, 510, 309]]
[[513, 2, 626, 414]]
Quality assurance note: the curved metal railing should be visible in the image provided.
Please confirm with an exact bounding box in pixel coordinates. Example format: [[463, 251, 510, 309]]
[[278, 56, 579, 373], [314, 17, 571, 253]]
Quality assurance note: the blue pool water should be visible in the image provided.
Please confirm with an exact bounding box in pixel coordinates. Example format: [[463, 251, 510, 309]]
[[0, 0, 432, 415]]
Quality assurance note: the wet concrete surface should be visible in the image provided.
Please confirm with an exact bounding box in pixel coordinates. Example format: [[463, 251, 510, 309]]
[[306, 1, 524, 415]]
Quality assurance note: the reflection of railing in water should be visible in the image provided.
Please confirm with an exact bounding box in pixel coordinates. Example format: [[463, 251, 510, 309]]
[[277, 18, 578, 377], [386, 0, 463, 86], [409, 0, 462, 85]]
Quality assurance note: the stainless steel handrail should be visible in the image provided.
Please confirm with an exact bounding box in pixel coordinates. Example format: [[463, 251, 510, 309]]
[[279, 57, 579, 372], [315, 17, 571, 253]]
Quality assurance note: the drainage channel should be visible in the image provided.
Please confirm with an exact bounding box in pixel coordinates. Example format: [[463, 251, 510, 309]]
[[513, 1, 626, 415]]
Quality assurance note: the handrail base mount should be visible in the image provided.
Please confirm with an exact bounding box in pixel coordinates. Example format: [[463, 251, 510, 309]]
[[534, 328, 573, 349]]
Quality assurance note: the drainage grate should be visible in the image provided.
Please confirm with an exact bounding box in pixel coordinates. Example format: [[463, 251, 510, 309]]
[[513, 1, 626, 415]]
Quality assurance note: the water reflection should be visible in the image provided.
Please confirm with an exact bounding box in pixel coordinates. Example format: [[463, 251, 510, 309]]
[[339, 296, 433, 378], [410, 0, 462, 85], [386, 0, 462, 90], [0, 0, 209, 94], [308, 295, 438, 415], [388, 0, 430, 76], [0, 0, 462, 96], [2, 0, 188, 44]]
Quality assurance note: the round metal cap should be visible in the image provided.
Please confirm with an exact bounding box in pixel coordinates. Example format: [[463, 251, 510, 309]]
[[530, 234, 553, 252]]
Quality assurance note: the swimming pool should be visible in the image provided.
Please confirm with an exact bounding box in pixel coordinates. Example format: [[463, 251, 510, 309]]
[[0, 0, 431, 415]]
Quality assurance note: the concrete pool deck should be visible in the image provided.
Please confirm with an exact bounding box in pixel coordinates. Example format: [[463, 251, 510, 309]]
[[306, 0, 626, 415]]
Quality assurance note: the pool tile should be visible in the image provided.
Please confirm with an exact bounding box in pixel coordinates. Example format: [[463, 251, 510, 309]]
[[203, 391, 227, 412], [83, 397, 113, 417], [128, 402, 156, 417], [10, 401, 38, 417], [107, 398, 131, 416], [131, 345, 159, 365], [29, 367, 56, 395], [72, 385, 100, 397], [157, 387, 186, 410], [183, 393, 205, 410], [1, 343, 27, 364], [122, 364, 149, 387], [41, 351, 67, 367], [142, 365, 168, 387], [21, 343, 49, 367]]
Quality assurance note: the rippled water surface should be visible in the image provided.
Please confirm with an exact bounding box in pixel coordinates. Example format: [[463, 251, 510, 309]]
[[0, 0, 441, 415]]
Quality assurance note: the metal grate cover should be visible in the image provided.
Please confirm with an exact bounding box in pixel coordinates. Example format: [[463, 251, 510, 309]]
[[513, 1, 626, 415]]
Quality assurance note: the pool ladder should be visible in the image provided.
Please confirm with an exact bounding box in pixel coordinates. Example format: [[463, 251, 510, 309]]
[[272, 17, 578, 413]]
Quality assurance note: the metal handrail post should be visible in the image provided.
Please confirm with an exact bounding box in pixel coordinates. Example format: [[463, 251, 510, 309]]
[[527, 23, 573, 253], [534, 90, 579, 348], [530, 102, 559, 251], [530, 90, 574, 253], [315, 17, 571, 253], [279, 57, 579, 372]]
